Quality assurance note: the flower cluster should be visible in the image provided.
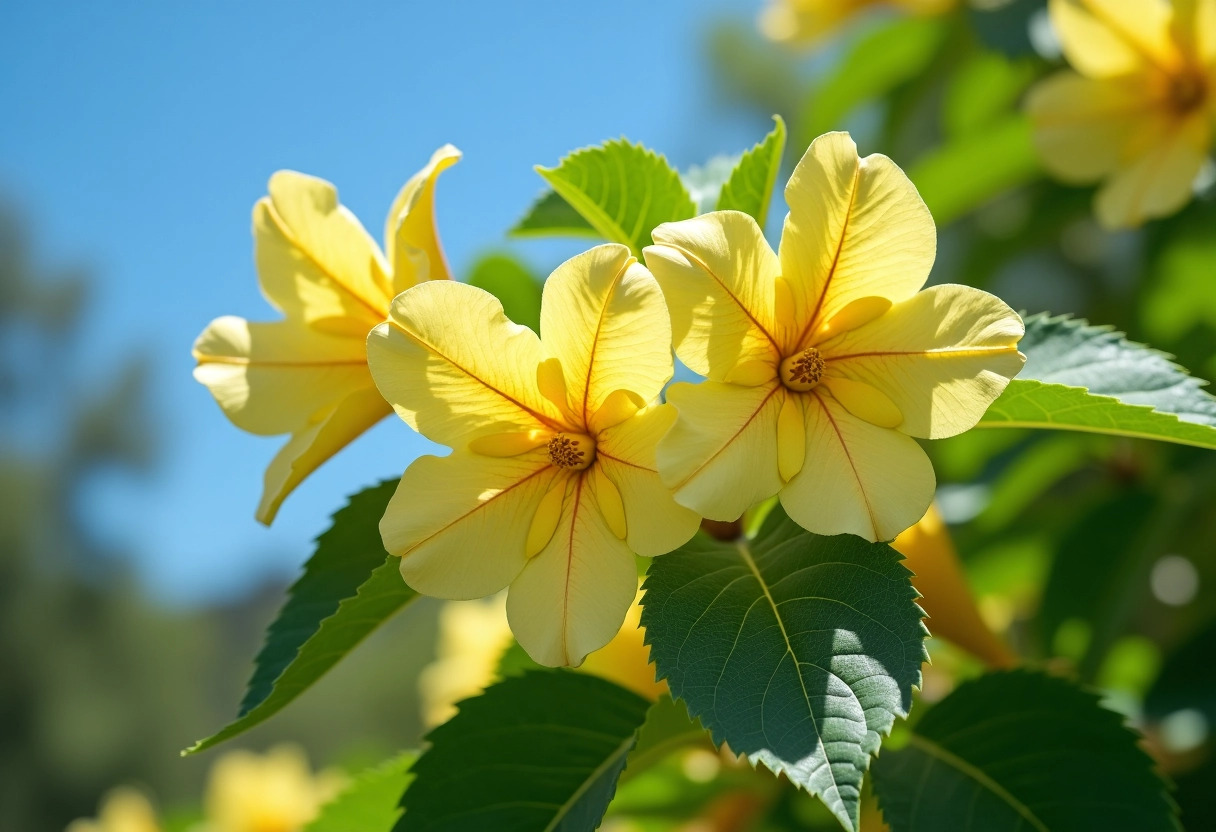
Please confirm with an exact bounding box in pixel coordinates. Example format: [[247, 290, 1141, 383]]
[[194, 132, 1024, 667]]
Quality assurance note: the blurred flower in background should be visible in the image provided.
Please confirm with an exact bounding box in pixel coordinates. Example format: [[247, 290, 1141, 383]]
[[418, 595, 513, 729], [66, 788, 161, 832], [759, 0, 956, 47]]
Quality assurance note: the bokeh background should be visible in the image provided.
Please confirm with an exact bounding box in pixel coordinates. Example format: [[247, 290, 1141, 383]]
[[5, 0, 1216, 829]]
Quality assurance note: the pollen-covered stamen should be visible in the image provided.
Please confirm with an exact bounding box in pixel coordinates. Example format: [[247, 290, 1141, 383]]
[[547, 432, 596, 470], [779, 347, 826, 392]]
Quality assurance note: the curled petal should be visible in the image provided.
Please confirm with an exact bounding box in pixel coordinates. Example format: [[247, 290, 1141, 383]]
[[781, 392, 935, 542], [385, 144, 462, 292], [382, 449, 559, 599]]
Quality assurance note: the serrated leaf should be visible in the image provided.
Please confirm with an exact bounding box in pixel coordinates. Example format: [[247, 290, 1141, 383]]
[[872, 670, 1180, 831], [533, 139, 696, 257], [640, 507, 927, 832], [306, 753, 417, 832], [715, 115, 786, 227], [510, 190, 598, 239], [466, 252, 542, 332], [978, 314, 1216, 449], [185, 481, 417, 754], [397, 670, 650, 832]]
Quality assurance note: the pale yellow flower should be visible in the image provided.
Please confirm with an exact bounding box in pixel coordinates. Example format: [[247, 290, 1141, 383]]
[[646, 132, 1024, 542], [193, 146, 459, 523], [66, 788, 161, 832], [366, 244, 700, 667], [1027, 0, 1216, 228], [759, 0, 956, 46], [199, 745, 345, 832]]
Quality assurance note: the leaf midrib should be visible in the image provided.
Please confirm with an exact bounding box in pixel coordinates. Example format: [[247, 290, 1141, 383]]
[[541, 733, 635, 832]]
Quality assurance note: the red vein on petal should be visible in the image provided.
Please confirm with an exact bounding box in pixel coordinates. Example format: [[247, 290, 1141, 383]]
[[671, 385, 782, 490], [793, 159, 861, 350], [811, 391, 879, 540]]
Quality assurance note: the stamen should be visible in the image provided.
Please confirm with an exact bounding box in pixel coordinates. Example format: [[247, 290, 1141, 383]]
[[779, 347, 826, 392], [546, 432, 596, 470]]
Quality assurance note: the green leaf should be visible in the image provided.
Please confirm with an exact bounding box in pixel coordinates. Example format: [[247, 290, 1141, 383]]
[[641, 507, 926, 832], [909, 114, 1041, 226], [510, 190, 597, 240], [466, 252, 543, 332], [872, 670, 1180, 831], [800, 16, 946, 145], [533, 138, 696, 257], [978, 314, 1216, 449], [397, 670, 650, 832], [715, 115, 786, 227], [306, 753, 417, 832], [185, 481, 417, 754], [624, 695, 709, 779]]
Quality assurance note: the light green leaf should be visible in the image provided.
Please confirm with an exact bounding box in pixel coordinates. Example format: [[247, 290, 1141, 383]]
[[909, 114, 1041, 226], [466, 251, 543, 332], [641, 507, 927, 832], [872, 670, 1180, 831], [715, 115, 786, 228], [800, 16, 946, 144], [185, 481, 417, 754], [510, 190, 597, 240], [943, 53, 1037, 140], [978, 314, 1216, 449], [307, 753, 416, 832], [533, 138, 696, 257], [397, 670, 650, 832]]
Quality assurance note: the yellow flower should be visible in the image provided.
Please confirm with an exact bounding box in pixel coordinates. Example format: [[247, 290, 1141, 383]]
[[759, 0, 956, 46], [1026, 0, 1216, 228], [645, 132, 1025, 542], [200, 745, 345, 832], [67, 788, 161, 832], [192, 146, 460, 524], [366, 244, 700, 667]]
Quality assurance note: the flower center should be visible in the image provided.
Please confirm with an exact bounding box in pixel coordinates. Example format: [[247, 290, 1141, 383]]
[[1169, 71, 1207, 115], [779, 347, 825, 392], [547, 432, 596, 470]]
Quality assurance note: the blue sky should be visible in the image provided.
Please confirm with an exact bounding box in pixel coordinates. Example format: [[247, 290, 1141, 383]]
[[0, 0, 769, 603]]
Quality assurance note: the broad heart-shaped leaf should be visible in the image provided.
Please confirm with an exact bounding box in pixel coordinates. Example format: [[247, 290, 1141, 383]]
[[978, 314, 1216, 450], [533, 138, 696, 258], [872, 670, 1180, 831], [715, 115, 786, 227], [641, 507, 927, 832], [185, 481, 417, 754], [510, 190, 597, 239], [397, 670, 651, 832], [306, 752, 416, 832], [466, 251, 542, 332]]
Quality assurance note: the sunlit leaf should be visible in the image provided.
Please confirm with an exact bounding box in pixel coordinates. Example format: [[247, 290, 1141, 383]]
[[715, 115, 786, 227], [872, 670, 1180, 831], [306, 753, 416, 832], [397, 670, 650, 832], [510, 190, 597, 239], [641, 507, 926, 832], [185, 481, 417, 754], [466, 252, 543, 332], [979, 314, 1216, 449]]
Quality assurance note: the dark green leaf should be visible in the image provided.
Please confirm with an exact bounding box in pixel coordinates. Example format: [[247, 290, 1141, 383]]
[[533, 139, 696, 257], [1146, 617, 1216, 724], [979, 314, 1216, 449], [398, 670, 650, 832], [466, 252, 543, 332], [715, 115, 786, 227], [185, 481, 417, 754], [641, 508, 926, 831], [306, 753, 417, 832], [872, 670, 1180, 831], [624, 695, 709, 779], [510, 190, 598, 240]]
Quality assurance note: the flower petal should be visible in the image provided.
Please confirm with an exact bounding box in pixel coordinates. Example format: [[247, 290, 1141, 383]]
[[506, 476, 639, 667], [779, 132, 936, 346], [781, 392, 935, 542], [579, 587, 668, 700], [381, 449, 559, 599], [1050, 0, 1178, 78], [366, 280, 563, 449], [645, 211, 783, 380], [1026, 72, 1166, 184], [257, 386, 391, 524], [597, 404, 701, 556], [1094, 114, 1211, 228], [823, 284, 1025, 439], [255, 171, 390, 334], [193, 316, 373, 436], [384, 144, 462, 293], [540, 245, 673, 425], [658, 380, 784, 521]]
